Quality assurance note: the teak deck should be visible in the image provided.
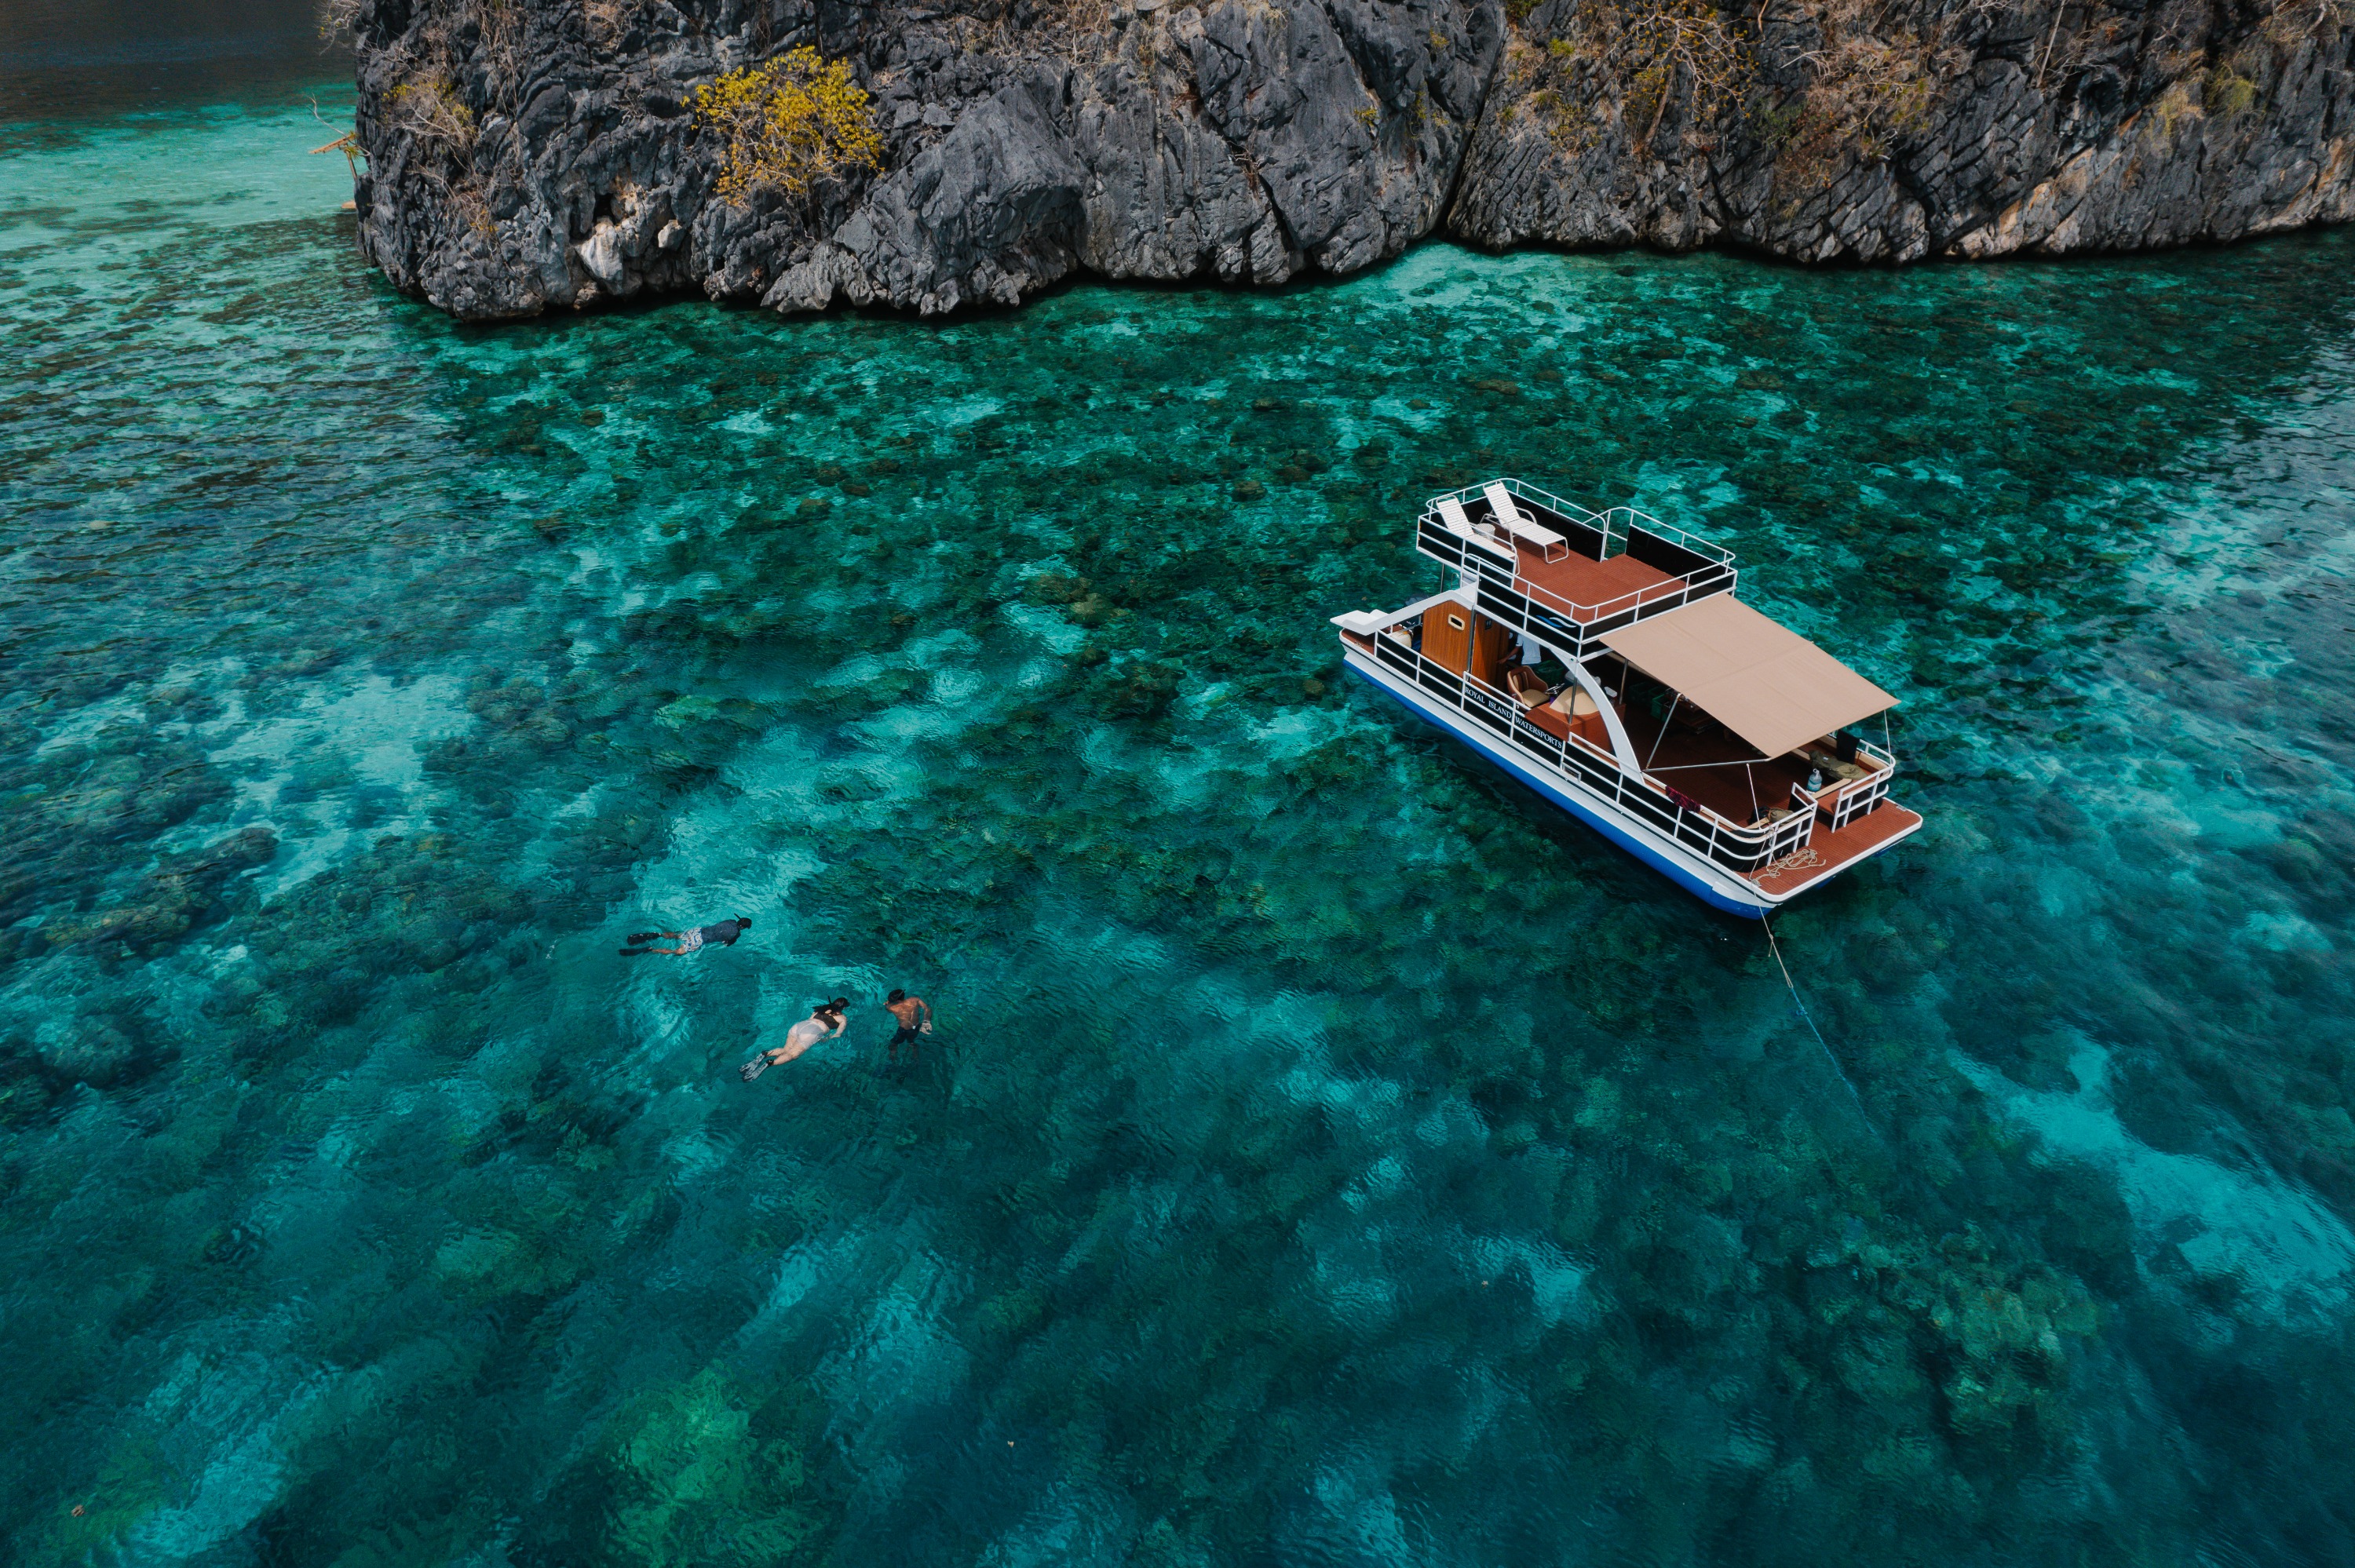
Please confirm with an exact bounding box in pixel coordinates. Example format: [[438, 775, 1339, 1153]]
[[1615, 705, 1812, 824], [1745, 801, 1922, 890], [1511, 538, 1681, 620]]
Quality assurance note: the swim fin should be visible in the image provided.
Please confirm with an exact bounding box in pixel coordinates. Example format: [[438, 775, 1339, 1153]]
[[739, 1058, 769, 1081], [619, 946, 652, 957], [626, 932, 660, 944]]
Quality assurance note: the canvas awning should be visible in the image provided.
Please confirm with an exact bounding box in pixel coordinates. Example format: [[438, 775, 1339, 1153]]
[[1597, 596, 1896, 760]]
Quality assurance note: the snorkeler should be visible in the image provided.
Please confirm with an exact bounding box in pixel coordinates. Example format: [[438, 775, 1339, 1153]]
[[883, 988, 933, 1067], [622, 917, 751, 957], [740, 998, 850, 1080]]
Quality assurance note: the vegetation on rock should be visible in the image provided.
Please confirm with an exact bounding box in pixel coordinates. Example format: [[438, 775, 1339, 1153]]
[[385, 78, 476, 151], [692, 48, 887, 205]]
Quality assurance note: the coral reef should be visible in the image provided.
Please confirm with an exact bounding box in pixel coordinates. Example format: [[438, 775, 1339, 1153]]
[[4, 103, 2353, 1562]]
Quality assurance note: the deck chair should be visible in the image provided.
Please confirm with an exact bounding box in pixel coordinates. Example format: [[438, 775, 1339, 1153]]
[[1437, 494, 1510, 557], [1482, 482, 1526, 531], [1482, 483, 1570, 563]]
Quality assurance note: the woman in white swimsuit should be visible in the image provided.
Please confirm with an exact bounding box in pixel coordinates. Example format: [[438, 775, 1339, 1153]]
[[741, 1000, 849, 1079]]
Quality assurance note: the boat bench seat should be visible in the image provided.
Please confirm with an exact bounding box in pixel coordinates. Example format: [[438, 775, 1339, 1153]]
[[1522, 703, 1571, 742]]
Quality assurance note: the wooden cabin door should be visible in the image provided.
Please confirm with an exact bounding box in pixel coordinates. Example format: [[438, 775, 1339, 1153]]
[[1467, 615, 1513, 687], [1423, 605, 1473, 672]]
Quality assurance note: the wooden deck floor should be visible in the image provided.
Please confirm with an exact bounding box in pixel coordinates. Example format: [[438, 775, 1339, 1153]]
[[1746, 802, 1922, 892], [1513, 539, 1681, 620], [1615, 705, 1806, 824]]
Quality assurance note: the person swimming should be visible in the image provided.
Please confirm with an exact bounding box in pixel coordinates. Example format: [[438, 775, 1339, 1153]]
[[740, 998, 849, 1080], [622, 917, 752, 957], [882, 987, 933, 1068]]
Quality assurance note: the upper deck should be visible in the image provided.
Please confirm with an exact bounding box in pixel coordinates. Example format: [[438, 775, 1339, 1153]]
[[1415, 479, 1737, 657]]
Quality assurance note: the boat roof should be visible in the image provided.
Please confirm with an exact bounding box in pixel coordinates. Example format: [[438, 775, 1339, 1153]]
[[1598, 595, 1896, 759]]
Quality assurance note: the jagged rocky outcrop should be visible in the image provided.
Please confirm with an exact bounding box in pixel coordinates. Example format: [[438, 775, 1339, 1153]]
[[1459, 0, 2355, 261], [345, 0, 2355, 319]]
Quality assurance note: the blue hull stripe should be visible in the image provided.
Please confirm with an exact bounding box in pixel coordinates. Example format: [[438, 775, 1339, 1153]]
[[1346, 658, 1773, 918]]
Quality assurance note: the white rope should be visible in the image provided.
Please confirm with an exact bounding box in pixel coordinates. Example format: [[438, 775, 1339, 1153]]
[[1762, 913, 1871, 1121]]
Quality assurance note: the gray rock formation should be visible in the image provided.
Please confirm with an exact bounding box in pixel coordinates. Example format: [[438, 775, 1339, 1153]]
[[344, 0, 2355, 319], [1457, 0, 2355, 262]]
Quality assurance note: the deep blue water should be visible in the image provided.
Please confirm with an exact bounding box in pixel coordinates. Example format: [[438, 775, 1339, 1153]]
[[3, 57, 2353, 1568]]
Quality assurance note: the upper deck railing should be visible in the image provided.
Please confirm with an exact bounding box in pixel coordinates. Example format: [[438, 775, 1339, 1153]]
[[1414, 479, 1737, 651], [1423, 479, 1736, 574]]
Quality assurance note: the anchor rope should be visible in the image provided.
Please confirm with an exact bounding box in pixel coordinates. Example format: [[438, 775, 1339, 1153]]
[[1761, 912, 1873, 1126]]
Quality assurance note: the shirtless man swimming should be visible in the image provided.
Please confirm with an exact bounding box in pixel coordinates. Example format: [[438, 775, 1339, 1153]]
[[622, 917, 751, 958], [741, 998, 849, 1080], [883, 988, 933, 1067]]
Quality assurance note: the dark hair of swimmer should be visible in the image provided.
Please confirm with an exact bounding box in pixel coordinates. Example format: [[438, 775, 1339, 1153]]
[[737, 916, 754, 928], [888, 988, 906, 1003]]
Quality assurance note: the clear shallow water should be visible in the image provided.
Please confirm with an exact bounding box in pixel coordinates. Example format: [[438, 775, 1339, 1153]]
[[3, 88, 2353, 1568]]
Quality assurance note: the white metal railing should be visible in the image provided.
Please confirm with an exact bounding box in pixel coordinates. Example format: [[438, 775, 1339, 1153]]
[[1418, 480, 1737, 627], [1510, 556, 1722, 629], [1759, 800, 1817, 863], [1590, 502, 1737, 569], [1349, 622, 1819, 873], [1419, 478, 1736, 571], [1790, 742, 1896, 832]]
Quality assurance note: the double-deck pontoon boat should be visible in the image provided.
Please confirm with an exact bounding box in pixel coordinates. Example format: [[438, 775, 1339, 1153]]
[[1334, 479, 1921, 917]]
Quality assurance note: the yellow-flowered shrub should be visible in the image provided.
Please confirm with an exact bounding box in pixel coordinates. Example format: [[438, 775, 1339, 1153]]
[[692, 48, 886, 202]]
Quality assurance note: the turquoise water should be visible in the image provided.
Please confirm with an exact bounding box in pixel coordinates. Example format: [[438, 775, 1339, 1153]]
[[4, 86, 2353, 1567]]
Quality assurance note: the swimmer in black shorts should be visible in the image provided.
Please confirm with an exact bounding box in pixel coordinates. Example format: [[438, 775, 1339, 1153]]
[[883, 988, 933, 1067], [621, 917, 752, 957]]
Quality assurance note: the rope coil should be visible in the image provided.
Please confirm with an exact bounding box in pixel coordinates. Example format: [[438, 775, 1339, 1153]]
[[1758, 847, 1825, 879]]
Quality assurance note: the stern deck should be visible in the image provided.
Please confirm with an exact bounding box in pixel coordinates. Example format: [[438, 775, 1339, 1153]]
[[1746, 801, 1922, 895]]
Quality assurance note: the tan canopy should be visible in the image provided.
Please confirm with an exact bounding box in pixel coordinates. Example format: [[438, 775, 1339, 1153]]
[[1597, 595, 1896, 760]]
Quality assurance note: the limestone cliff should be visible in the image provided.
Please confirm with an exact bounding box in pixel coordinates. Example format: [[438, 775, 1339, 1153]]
[[341, 0, 2355, 318]]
